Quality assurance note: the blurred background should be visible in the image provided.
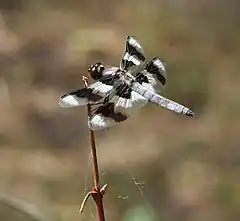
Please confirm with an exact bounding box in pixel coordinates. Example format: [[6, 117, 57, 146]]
[[0, 0, 239, 221]]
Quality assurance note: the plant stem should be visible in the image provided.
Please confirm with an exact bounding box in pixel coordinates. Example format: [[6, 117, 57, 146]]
[[87, 109, 100, 190], [80, 76, 106, 221]]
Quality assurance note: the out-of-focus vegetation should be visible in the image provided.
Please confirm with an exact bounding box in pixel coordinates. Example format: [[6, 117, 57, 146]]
[[0, 0, 239, 221]]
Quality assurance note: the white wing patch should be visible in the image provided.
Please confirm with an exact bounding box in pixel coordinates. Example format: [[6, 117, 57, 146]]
[[123, 52, 141, 66], [88, 114, 117, 131], [89, 81, 113, 97], [128, 36, 143, 51]]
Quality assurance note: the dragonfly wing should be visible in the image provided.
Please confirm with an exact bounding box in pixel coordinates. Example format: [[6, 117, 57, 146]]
[[88, 83, 148, 130], [120, 36, 145, 71], [59, 71, 120, 107], [136, 57, 167, 93]]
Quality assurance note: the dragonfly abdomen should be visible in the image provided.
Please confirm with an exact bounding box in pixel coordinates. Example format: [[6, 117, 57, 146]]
[[131, 82, 195, 116]]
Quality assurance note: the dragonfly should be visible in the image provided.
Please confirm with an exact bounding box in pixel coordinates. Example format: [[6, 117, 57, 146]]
[[59, 36, 195, 130]]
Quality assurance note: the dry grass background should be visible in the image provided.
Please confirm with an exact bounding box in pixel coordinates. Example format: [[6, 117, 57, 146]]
[[0, 0, 240, 221]]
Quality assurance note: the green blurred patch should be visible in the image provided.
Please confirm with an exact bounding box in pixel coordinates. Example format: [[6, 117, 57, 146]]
[[123, 205, 156, 221], [215, 176, 240, 218]]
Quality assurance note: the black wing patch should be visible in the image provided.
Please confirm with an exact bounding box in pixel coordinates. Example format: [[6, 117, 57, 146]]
[[94, 102, 128, 123], [115, 83, 132, 99], [60, 88, 102, 104]]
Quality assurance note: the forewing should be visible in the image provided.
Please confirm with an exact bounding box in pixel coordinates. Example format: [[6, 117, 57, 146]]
[[59, 69, 120, 107], [88, 83, 148, 130], [135, 57, 167, 93], [120, 36, 145, 71]]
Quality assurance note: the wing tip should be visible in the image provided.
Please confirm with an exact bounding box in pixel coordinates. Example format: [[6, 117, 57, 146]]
[[59, 94, 70, 107], [127, 35, 135, 39], [152, 56, 167, 67], [186, 110, 196, 117], [88, 118, 107, 131], [59, 94, 88, 107], [59, 99, 66, 107]]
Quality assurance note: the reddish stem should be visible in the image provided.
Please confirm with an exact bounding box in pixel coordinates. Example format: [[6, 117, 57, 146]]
[[88, 116, 100, 190], [80, 76, 106, 221]]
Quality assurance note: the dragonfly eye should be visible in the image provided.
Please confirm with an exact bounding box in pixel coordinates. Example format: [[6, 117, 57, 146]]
[[88, 62, 105, 80]]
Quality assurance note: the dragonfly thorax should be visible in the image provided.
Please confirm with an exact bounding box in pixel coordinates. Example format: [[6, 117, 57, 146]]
[[117, 70, 135, 85]]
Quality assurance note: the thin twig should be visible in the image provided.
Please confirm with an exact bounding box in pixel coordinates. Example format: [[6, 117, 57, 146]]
[[79, 191, 93, 213], [80, 76, 107, 221]]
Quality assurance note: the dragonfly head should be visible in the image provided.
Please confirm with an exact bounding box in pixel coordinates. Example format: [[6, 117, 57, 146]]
[[88, 62, 105, 80]]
